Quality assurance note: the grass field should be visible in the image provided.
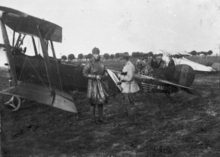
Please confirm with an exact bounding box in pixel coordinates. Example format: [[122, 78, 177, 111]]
[[1, 59, 220, 157]]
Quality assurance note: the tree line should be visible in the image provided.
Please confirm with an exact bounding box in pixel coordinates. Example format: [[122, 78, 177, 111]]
[[61, 52, 129, 62], [61, 50, 214, 62], [189, 50, 213, 56]]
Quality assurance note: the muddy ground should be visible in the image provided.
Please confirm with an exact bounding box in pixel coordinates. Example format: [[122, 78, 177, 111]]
[[1, 73, 220, 157]]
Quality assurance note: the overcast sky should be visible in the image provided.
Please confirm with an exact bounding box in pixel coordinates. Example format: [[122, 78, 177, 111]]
[[0, 0, 220, 57]]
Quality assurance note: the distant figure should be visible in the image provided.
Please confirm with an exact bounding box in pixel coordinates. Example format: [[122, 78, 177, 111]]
[[13, 47, 24, 54], [136, 57, 145, 74], [141, 55, 153, 76], [151, 55, 160, 69], [162, 53, 175, 67], [83, 47, 109, 124], [168, 55, 175, 67], [117, 54, 140, 118]]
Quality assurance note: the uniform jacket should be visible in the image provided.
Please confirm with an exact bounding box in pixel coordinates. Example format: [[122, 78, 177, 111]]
[[83, 57, 108, 104], [141, 59, 153, 75], [168, 58, 175, 67], [136, 59, 145, 73], [119, 61, 140, 93], [151, 59, 160, 69]]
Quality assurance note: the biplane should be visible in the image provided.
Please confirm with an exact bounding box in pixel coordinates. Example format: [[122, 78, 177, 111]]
[[108, 64, 200, 99], [0, 6, 200, 113], [0, 6, 81, 112]]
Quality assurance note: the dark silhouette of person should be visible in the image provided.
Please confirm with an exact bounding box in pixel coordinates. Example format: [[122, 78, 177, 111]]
[[168, 56, 175, 67]]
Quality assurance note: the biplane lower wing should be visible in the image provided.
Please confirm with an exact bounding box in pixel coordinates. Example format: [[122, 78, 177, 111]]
[[107, 69, 201, 97], [135, 74, 201, 97], [106, 69, 122, 92], [154, 64, 195, 87], [0, 82, 77, 113]]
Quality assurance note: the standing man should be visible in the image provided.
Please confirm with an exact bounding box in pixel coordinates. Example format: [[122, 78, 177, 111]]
[[83, 47, 109, 124], [168, 55, 175, 67], [151, 55, 160, 69], [141, 55, 153, 76], [136, 57, 143, 74], [117, 54, 140, 118]]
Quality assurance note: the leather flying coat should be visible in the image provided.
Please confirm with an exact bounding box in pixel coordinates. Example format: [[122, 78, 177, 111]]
[[83, 58, 109, 104]]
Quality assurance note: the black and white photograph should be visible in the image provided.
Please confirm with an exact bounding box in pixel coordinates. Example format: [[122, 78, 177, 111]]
[[0, 0, 220, 156]]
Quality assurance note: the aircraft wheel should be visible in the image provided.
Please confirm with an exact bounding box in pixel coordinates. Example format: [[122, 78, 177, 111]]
[[4, 96, 21, 111]]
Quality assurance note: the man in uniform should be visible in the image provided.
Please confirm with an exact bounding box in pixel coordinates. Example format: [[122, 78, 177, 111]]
[[141, 55, 153, 76], [117, 54, 140, 118], [168, 55, 175, 67]]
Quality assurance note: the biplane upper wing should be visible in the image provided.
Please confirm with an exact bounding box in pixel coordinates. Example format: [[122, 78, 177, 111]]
[[0, 6, 62, 42], [173, 57, 214, 72], [161, 50, 214, 72], [160, 50, 192, 56]]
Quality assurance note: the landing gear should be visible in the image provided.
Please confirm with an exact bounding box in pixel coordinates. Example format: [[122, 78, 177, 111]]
[[4, 95, 21, 111]]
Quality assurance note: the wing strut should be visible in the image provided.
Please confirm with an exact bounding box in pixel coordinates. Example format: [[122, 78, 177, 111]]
[[15, 34, 21, 48], [50, 41, 64, 93], [32, 36, 38, 56], [37, 25, 54, 93], [0, 19, 17, 86], [12, 31, 15, 47]]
